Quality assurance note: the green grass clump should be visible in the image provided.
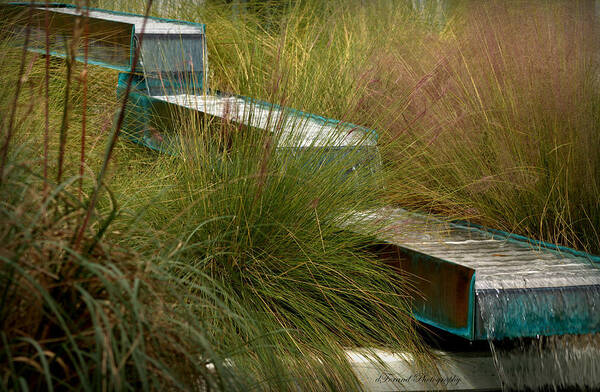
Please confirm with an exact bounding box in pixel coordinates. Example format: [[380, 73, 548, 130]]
[[123, 111, 431, 390], [97, 0, 600, 254], [169, 0, 598, 255], [351, 0, 600, 254], [0, 150, 250, 390], [0, 32, 260, 390], [0, 3, 435, 390]]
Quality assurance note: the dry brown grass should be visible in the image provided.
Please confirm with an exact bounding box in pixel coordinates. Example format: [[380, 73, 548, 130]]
[[357, 0, 600, 253]]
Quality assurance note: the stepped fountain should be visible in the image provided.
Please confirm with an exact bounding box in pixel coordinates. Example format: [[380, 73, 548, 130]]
[[2, 3, 599, 390]]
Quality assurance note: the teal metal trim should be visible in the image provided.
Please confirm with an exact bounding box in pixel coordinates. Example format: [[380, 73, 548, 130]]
[[129, 27, 134, 71], [413, 313, 473, 340], [467, 272, 476, 340]]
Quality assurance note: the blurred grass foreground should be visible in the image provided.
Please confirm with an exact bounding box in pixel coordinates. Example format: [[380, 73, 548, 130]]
[[1, 0, 599, 390]]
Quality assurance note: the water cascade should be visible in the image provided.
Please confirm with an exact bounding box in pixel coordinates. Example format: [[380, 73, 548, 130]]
[[478, 288, 600, 390], [360, 207, 600, 390], [4, 5, 600, 390]]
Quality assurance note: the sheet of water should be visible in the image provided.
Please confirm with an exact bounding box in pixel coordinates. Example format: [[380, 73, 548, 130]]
[[153, 94, 375, 148], [478, 290, 600, 391], [369, 208, 600, 291], [362, 208, 600, 390]]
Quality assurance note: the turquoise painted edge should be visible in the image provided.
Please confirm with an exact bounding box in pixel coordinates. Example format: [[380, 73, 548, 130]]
[[7, 2, 206, 32], [450, 220, 600, 263], [413, 314, 471, 340], [468, 271, 476, 340]]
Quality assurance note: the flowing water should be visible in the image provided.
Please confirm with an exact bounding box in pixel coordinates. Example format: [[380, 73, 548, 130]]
[[360, 208, 600, 390], [381, 209, 600, 390], [477, 289, 600, 391]]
